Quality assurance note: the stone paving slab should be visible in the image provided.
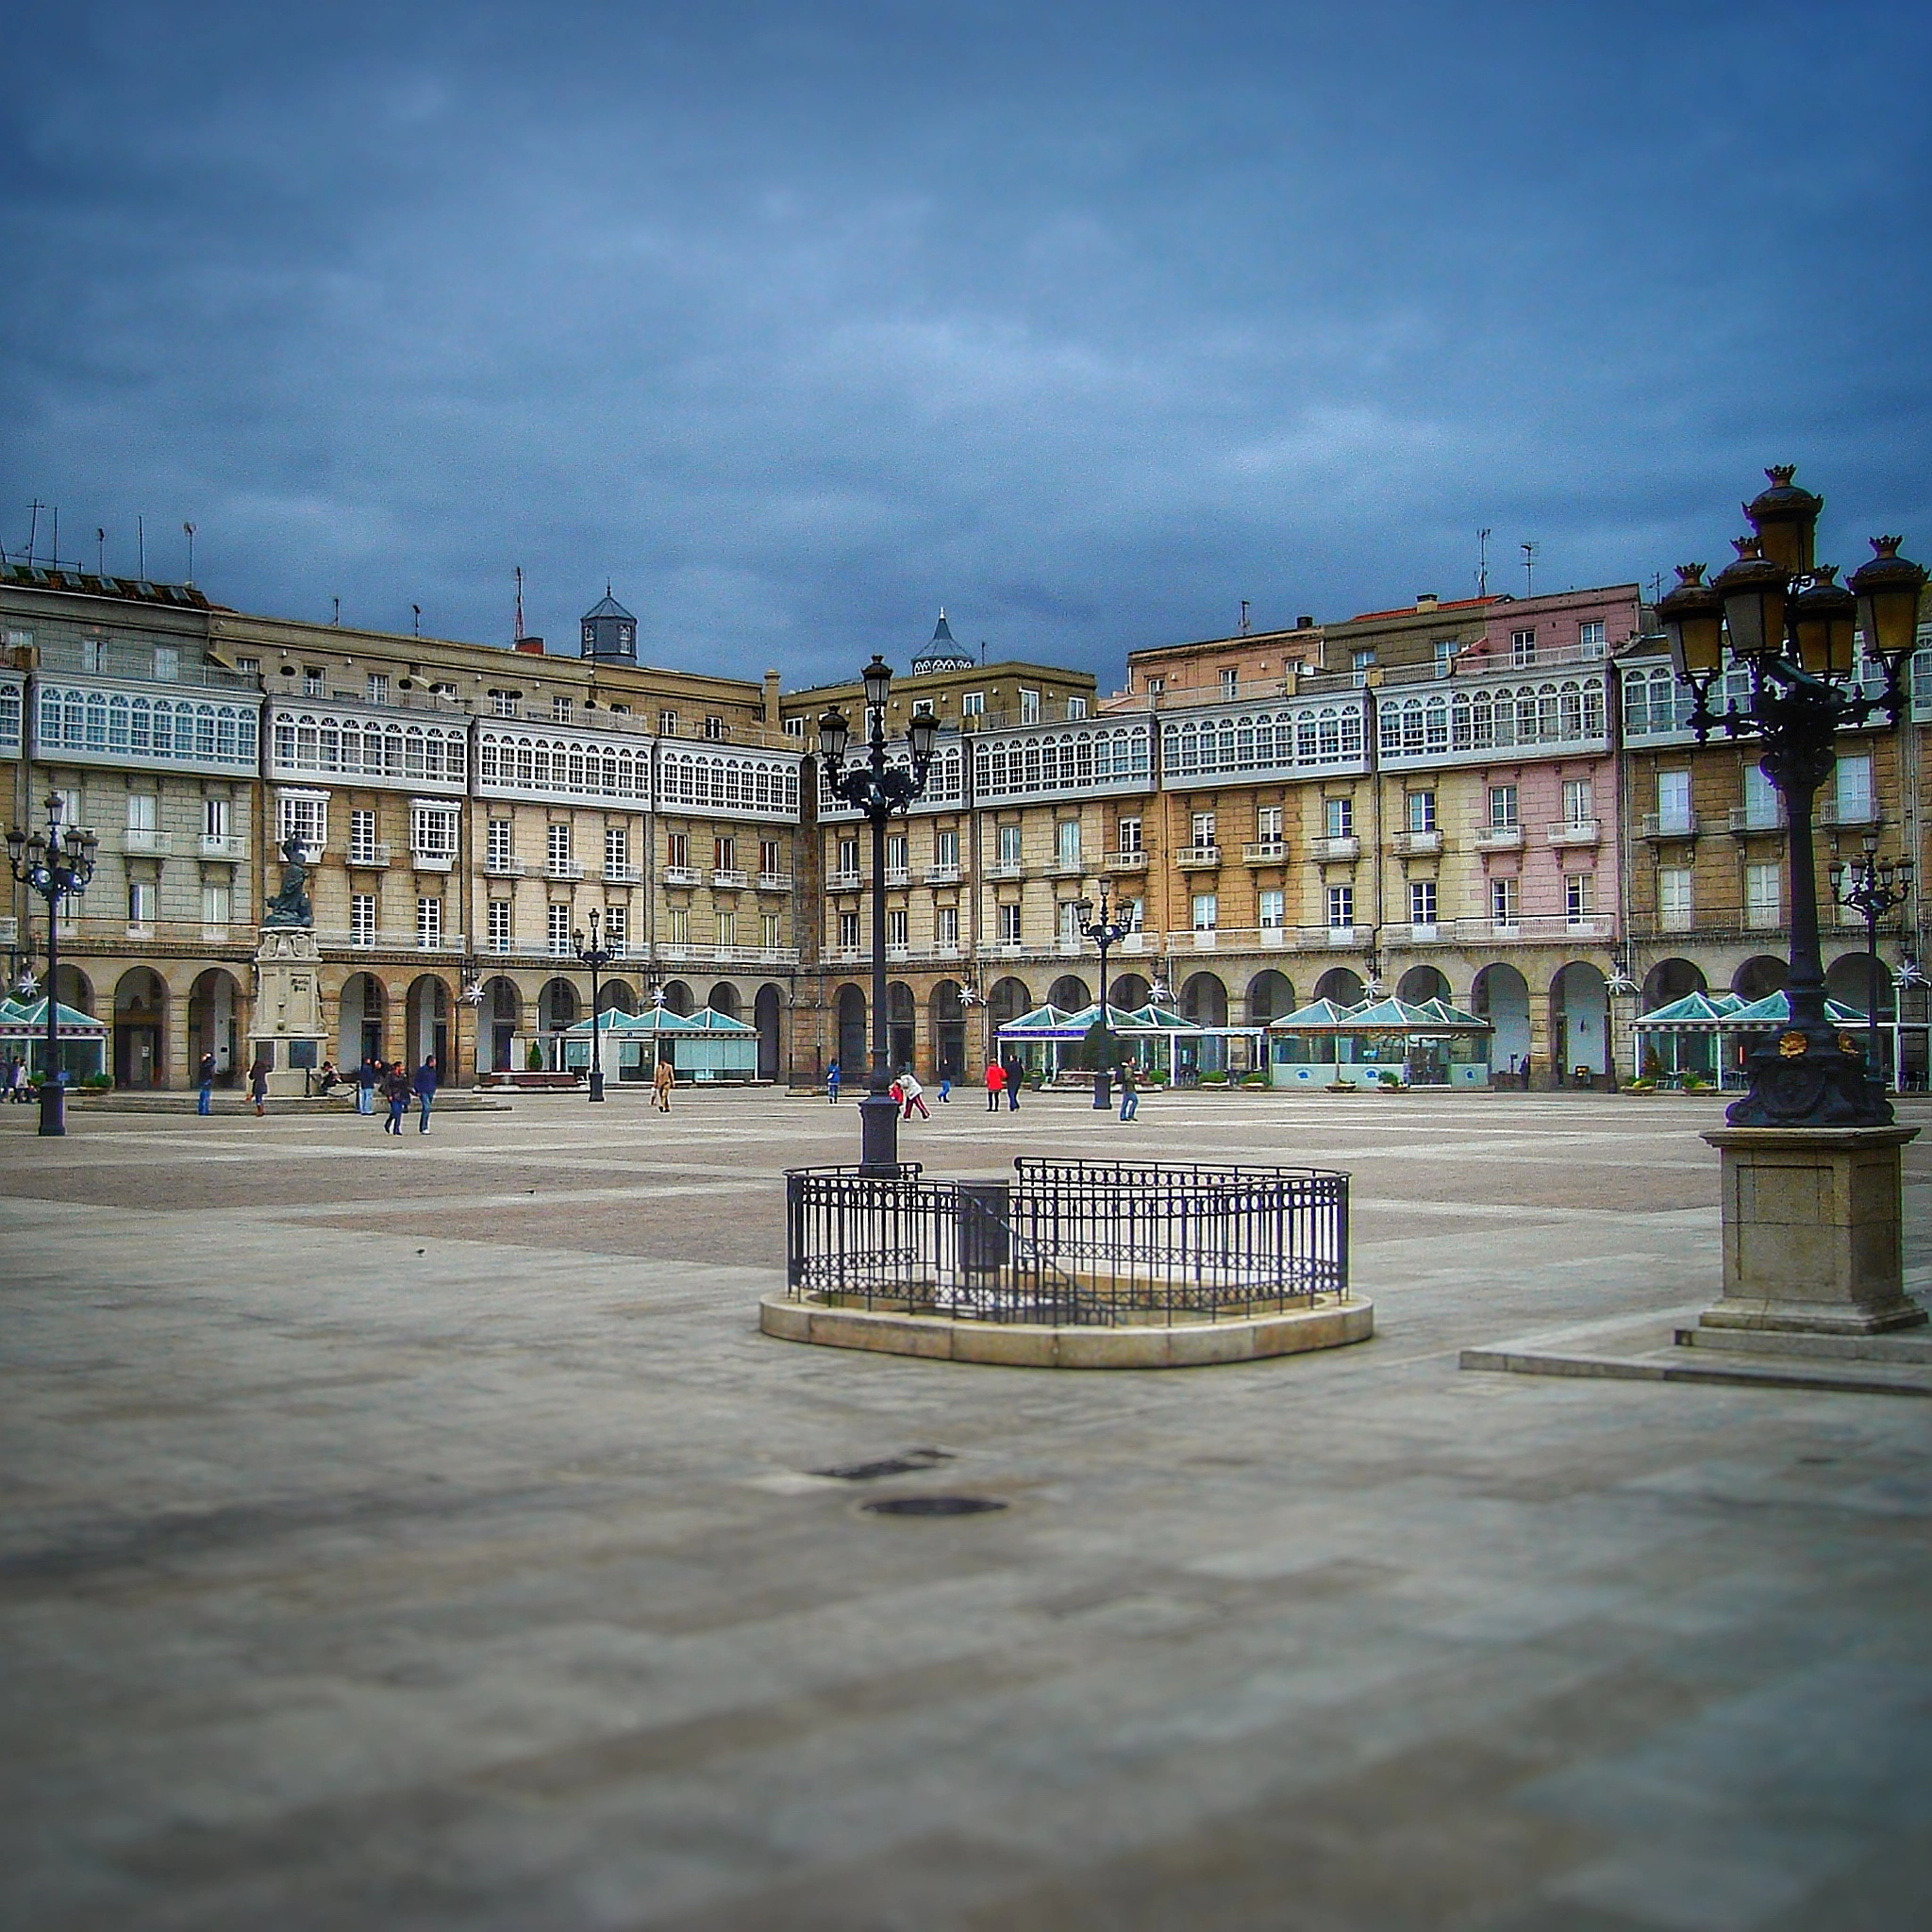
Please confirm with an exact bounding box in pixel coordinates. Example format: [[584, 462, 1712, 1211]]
[[2, 1092, 1929, 1929]]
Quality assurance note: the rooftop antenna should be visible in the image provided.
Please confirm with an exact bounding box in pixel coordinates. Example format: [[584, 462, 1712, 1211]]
[[1476, 527, 1491, 596], [95, 528, 105, 575], [514, 566, 525, 642], [331, 595, 341, 625], [137, 515, 145, 579], [1239, 600, 1251, 636], [979, 640, 988, 665], [412, 604, 422, 638], [25, 501, 43, 563], [1521, 541, 1538, 595], [183, 522, 195, 585], [50, 507, 58, 568]]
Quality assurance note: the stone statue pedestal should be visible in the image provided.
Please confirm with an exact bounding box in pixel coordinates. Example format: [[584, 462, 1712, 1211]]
[[253, 927, 329, 1096], [1695, 1126, 1924, 1337]]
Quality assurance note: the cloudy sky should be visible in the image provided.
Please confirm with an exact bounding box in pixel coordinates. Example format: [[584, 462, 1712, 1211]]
[[4, 0, 1928, 688]]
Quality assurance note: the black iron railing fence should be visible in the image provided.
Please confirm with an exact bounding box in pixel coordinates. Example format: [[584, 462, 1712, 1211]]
[[785, 1158, 1348, 1326]]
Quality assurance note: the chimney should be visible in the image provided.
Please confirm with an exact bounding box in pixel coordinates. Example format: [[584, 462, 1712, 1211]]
[[1296, 615, 1314, 630], [515, 636, 545, 655], [1415, 593, 1439, 612], [763, 668, 781, 725]]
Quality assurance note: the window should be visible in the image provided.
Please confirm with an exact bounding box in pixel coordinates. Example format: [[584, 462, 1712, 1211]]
[[204, 796, 229, 840], [153, 647, 179, 681], [126, 879, 155, 927], [1433, 639, 1457, 677], [1659, 867, 1692, 932], [1743, 765, 1779, 829], [551, 695, 574, 723], [761, 911, 781, 949], [302, 666, 325, 695], [933, 828, 958, 871], [548, 904, 572, 955], [1019, 689, 1040, 723], [235, 657, 259, 676], [1565, 873, 1595, 924], [784, 715, 805, 738], [668, 831, 691, 872], [704, 715, 725, 741], [1657, 770, 1692, 834], [1835, 753, 1874, 824], [1117, 816, 1141, 855], [488, 818, 513, 869], [1191, 809, 1216, 847], [998, 902, 1023, 944], [1221, 668, 1239, 698], [760, 837, 783, 875], [1408, 880, 1437, 928], [961, 691, 985, 718], [487, 900, 511, 952], [716, 835, 738, 873], [1259, 888, 1286, 929], [997, 824, 1024, 870], [717, 908, 737, 949], [1510, 628, 1537, 666], [883, 832, 905, 875], [202, 882, 230, 929], [886, 908, 908, 950], [658, 709, 678, 736], [429, 682, 457, 701], [1562, 777, 1593, 824], [1578, 621, 1606, 657], [1351, 648, 1374, 687], [277, 792, 327, 856], [1324, 796, 1353, 840], [1489, 785, 1519, 829], [1145, 676, 1165, 695], [410, 805, 458, 860], [839, 910, 860, 949], [490, 690, 521, 718], [837, 835, 858, 877], [1191, 891, 1218, 931], [1066, 696, 1088, 720], [352, 893, 376, 947], [1257, 805, 1283, 842], [416, 897, 442, 950], [1121, 896, 1144, 930], [366, 673, 390, 705], [350, 808, 378, 864], [1491, 876, 1520, 926], [1407, 791, 1436, 833], [1746, 862, 1782, 930], [606, 826, 629, 875], [936, 905, 959, 948], [1056, 820, 1081, 869], [51, 787, 81, 832], [666, 906, 690, 948], [1326, 885, 1354, 930], [126, 792, 157, 833], [547, 824, 573, 874]]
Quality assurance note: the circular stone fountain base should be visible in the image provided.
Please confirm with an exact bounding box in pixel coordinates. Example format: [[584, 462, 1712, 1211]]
[[758, 1292, 1374, 1369]]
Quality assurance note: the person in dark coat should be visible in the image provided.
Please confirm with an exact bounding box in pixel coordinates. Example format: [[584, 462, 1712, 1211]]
[[412, 1054, 439, 1133], [1004, 1057, 1023, 1110], [249, 1056, 270, 1117], [197, 1052, 216, 1116], [356, 1057, 378, 1116], [383, 1061, 410, 1135]]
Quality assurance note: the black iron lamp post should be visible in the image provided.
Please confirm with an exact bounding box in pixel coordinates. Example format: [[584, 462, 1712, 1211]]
[[572, 908, 615, 1102], [1657, 467, 1926, 1126], [1073, 888, 1136, 1108], [5, 791, 99, 1137], [1831, 836, 1915, 1087], [819, 658, 940, 1175]]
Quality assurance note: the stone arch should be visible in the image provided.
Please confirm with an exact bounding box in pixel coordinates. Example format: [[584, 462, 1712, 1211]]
[[755, 982, 784, 1081], [1646, 958, 1709, 1007], [1826, 951, 1890, 1020], [887, 980, 916, 1071], [1396, 965, 1451, 1006], [659, 979, 694, 1017], [539, 977, 580, 1033], [1472, 963, 1531, 1076], [1314, 966, 1364, 1007], [406, 973, 453, 1072], [707, 981, 741, 1019], [988, 977, 1031, 1070], [836, 983, 868, 1074], [930, 980, 967, 1081], [601, 979, 638, 1016], [113, 966, 170, 1089], [340, 972, 387, 1067], [1109, 971, 1152, 1011], [1181, 972, 1227, 1026], [481, 976, 522, 1073], [1732, 955, 1788, 1002], [1551, 960, 1608, 1082], [188, 968, 243, 1081], [1245, 970, 1296, 1025], [50, 963, 93, 1014], [1048, 974, 1092, 1012]]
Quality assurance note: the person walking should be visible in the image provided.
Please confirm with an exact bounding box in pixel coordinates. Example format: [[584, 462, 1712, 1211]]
[[248, 1054, 270, 1118], [899, 1068, 929, 1121], [1117, 1059, 1140, 1123], [413, 1053, 439, 1133], [356, 1056, 377, 1116], [383, 1061, 409, 1135], [197, 1052, 216, 1116], [984, 1059, 1005, 1111], [652, 1054, 675, 1112], [1004, 1056, 1022, 1111], [5, 1056, 25, 1103], [937, 1075, 952, 1104], [826, 1058, 840, 1104]]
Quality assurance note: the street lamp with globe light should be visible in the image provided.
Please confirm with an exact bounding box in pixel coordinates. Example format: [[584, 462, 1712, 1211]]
[[5, 792, 98, 1136]]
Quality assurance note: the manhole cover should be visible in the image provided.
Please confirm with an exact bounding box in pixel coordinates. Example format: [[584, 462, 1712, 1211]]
[[814, 1447, 952, 1483], [862, 1495, 1008, 1519]]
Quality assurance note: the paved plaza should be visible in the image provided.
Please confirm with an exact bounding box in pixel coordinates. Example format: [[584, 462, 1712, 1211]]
[[3, 1087, 1930, 1930]]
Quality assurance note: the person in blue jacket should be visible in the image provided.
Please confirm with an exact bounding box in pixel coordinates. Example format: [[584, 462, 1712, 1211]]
[[412, 1054, 439, 1133]]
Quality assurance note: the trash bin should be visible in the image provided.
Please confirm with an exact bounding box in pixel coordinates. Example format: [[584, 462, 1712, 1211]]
[[1091, 1069, 1113, 1110], [957, 1181, 1010, 1282]]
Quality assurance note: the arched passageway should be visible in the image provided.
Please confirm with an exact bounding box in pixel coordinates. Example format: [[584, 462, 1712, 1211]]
[[836, 984, 868, 1074], [1472, 963, 1531, 1077], [480, 977, 521, 1073], [189, 969, 242, 1080], [1645, 958, 1707, 1008], [1314, 967, 1364, 1007], [755, 984, 784, 1080], [1551, 961, 1608, 1081], [113, 967, 169, 1089], [930, 981, 967, 1081], [1396, 965, 1451, 1006], [1246, 970, 1295, 1024], [406, 974, 452, 1072], [1732, 955, 1788, 1002], [1182, 972, 1227, 1026]]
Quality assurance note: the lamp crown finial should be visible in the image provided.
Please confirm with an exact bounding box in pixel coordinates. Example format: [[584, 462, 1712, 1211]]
[[1765, 464, 1796, 487]]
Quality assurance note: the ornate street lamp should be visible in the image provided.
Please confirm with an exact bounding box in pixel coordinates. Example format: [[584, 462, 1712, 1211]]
[[1657, 468, 1925, 1125], [572, 908, 615, 1102], [1830, 836, 1914, 1086], [5, 792, 99, 1136], [1072, 888, 1136, 1108], [819, 658, 940, 1174]]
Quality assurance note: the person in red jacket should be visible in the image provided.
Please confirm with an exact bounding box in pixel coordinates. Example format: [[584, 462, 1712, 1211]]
[[984, 1060, 1006, 1112]]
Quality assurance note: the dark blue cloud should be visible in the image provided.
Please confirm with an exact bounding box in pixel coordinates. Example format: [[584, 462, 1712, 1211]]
[[4, 0, 1929, 685]]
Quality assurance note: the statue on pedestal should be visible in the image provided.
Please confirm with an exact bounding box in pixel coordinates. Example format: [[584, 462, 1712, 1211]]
[[263, 833, 313, 929]]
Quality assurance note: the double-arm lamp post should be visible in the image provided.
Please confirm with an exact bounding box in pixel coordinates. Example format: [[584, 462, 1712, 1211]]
[[1657, 467, 1925, 1126], [5, 792, 99, 1138], [572, 907, 615, 1102], [819, 657, 940, 1175], [1830, 839, 1915, 1087], [1072, 889, 1135, 1108]]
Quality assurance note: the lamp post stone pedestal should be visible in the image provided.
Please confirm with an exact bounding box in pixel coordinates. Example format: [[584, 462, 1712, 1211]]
[[1696, 1126, 1924, 1338]]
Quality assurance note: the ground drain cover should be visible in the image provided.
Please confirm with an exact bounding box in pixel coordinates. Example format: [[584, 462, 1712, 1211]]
[[814, 1448, 952, 1482], [862, 1495, 1008, 1519]]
